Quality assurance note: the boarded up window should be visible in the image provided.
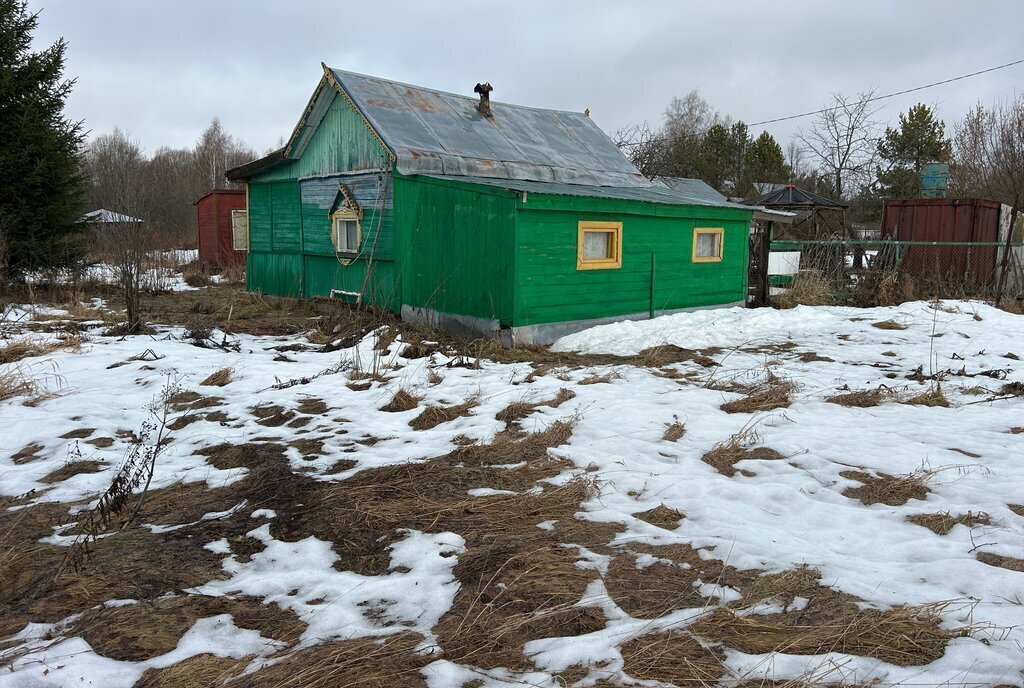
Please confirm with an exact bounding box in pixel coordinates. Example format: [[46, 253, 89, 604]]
[[231, 209, 249, 251]]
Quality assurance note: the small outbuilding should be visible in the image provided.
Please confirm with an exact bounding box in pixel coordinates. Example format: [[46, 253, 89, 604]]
[[195, 189, 247, 267], [743, 185, 848, 239], [227, 66, 756, 344]]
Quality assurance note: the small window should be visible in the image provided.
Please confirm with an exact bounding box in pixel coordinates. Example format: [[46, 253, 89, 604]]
[[331, 212, 361, 255], [230, 209, 248, 252], [577, 221, 622, 270], [693, 228, 724, 262]]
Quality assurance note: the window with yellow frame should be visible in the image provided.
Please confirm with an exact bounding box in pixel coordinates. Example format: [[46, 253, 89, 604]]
[[692, 227, 724, 262], [577, 221, 622, 270]]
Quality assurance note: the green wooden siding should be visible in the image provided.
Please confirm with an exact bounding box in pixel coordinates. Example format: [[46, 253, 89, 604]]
[[292, 94, 389, 177], [394, 174, 516, 325], [271, 182, 301, 252], [302, 255, 399, 310], [247, 251, 303, 298], [514, 199, 751, 326], [299, 174, 394, 259], [248, 183, 273, 252]]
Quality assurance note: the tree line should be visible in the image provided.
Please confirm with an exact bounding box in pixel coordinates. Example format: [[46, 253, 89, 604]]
[[86, 122, 258, 237], [617, 89, 1024, 222]]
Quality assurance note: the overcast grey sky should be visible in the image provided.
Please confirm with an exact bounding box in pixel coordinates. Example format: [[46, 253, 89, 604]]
[[29, 0, 1024, 156]]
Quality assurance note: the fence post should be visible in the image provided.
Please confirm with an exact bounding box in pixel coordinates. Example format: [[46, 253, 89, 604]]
[[649, 252, 656, 319]]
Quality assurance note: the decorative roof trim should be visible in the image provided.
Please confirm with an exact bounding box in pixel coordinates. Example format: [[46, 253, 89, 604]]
[[321, 63, 396, 164]]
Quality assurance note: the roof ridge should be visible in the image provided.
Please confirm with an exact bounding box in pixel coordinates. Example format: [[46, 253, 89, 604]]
[[328, 67, 589, 119]]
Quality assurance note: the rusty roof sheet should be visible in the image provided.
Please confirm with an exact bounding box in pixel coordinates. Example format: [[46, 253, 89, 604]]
[[423, 175, 755, 211], [329, 69, 650, 188]]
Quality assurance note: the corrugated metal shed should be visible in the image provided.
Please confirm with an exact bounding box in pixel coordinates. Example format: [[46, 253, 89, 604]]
[[424, 174, 754, 210], [297, 68, 651, 187]]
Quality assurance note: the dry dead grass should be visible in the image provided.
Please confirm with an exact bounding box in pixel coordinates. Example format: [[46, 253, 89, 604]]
[[225, 632, 429, 688], [977, 552, 1024, 572], [662, 418, 686, 442], [905, 385, 951, 408], [380, 388, 420, 413], [702, 429, 784, 478], [907, 511, 990, 535], [10, 442, 44, 464], [1009, 504, 1024, 517], [620, 629, 725, 684], [720, 379, 796, 414], [826, 387, 889, 408], [134, 653, 248, 688], [0, 336, 80, 365], [872, 319, 909, 330], [634, 504, 685, 529], [578, 370, 621, 385], [0, 361, 51, 403], [39, 460, 104, 484], [296, 397, 328, 415], [199, 367, 233, 387], [495, 388, 576, 427], [409, 396, 479, 430], [773, 271, 834, 309], [70, 594, 304, 661], [841, 470, 931, 506], [691, 600, 956, 666]]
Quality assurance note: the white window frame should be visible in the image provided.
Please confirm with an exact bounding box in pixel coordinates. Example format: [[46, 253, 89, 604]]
[[230, 209, 248, 252], [331, 211, 361, 257]]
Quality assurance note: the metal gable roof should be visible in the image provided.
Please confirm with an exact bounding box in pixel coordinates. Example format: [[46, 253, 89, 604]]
[[327, 68, 650, 188], [743, 184, 848, 209]]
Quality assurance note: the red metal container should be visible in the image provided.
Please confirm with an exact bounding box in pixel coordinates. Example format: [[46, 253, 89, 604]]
[[195, 189, 246, 267], [882, 198, 1003, 287]]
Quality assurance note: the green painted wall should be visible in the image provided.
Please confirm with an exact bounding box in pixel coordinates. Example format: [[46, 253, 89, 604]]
[[393, 174, 516, 325], [514, 197, 751, 326], [292, 94, 389, 177], [246, 88, 398, 308]]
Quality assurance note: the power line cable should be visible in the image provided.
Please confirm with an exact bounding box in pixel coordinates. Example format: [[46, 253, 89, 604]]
[[619, 58, 1024, 147]]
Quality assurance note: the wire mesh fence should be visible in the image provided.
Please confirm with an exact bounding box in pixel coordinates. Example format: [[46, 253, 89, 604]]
[[767, 240, 1024, 306]]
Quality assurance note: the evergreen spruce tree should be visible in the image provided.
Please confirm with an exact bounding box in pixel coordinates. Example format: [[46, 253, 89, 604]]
[[0, 0, 86, 276], [745, 131, 792, 193], [875, 103, 952, 198]]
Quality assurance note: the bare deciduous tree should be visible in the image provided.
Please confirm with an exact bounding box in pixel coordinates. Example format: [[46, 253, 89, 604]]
[[798, 90, 880, 200], [613, 122, 665, 179], [87, 130, 162, 333]]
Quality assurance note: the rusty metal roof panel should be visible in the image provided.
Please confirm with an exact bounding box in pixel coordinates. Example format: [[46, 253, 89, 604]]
[[331, 69, 649, 187], [423, 175, 755, 211]]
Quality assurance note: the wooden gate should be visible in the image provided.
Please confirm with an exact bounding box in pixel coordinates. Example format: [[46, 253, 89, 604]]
[[747, 230, 769, 307]]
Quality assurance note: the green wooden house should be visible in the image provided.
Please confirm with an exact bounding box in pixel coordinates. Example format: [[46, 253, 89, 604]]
[[226, 65, 755, 345]]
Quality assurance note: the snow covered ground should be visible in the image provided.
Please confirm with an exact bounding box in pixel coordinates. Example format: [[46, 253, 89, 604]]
[[1, 299, 1023, 687]]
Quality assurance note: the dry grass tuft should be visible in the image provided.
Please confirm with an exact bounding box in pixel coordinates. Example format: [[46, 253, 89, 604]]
[[10, 442, 44, 464], [841, 470, 931, 506], [691, 600, 956, 666], [798, 351, 835, 363], [634, 504, 685, 529], [135, 653, 247, 688], [199, 367, 233, 387], [662, 418, 686, 442], [1010, 427, 1024, 435], [1009, 504, 1024, 517], [495, 388, 576, 426], [380, 388, 420, 413], [773, 271, 834, 309], [224, 632, 429, 687], [872, 319, 909, 330], [905, 385, 950, 408], [826, 387, 888, 408], [0, 336, 80, 365], [296, 397, 328, 415], [702, 429, 784, 477], [409, 396, 478, 430], [977, 552, 1024, 572], [907, 511, 990, 535], [0, 362, 49, 402], [720, 379, 796, 414], [578, 370, 620, 385], [620, 629, 725, 684], [39, 460, 104, 484]]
